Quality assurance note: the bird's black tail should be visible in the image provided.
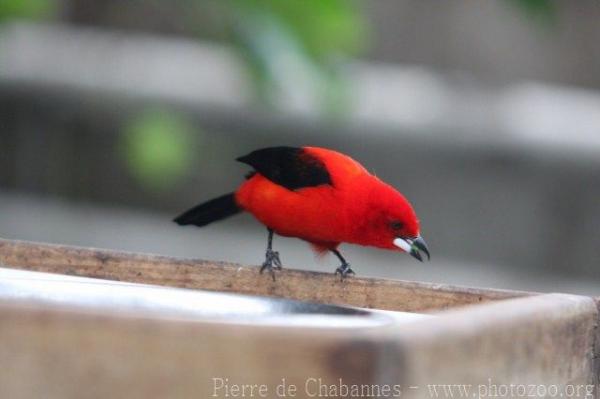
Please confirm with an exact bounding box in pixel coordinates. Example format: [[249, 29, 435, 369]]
[[173, 193, 241, 227]]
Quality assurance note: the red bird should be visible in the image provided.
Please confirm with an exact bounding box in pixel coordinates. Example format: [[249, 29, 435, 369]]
[[174, 146, 429, 280]]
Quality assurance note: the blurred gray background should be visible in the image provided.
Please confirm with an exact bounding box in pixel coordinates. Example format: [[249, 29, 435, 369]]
[[1, 0, 599, 294]]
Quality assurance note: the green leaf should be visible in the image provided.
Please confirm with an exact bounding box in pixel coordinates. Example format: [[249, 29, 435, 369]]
[[507, 0, 556, 26], [121, 109, 196, 192], [225, 0, 367, 114], [0, 0, 57, 21]]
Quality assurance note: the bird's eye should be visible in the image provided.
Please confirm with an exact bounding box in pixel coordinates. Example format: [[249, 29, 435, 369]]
[[390, 221, 403, 230]]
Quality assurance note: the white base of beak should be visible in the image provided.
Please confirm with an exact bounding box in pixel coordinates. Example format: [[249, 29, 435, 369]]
[[393, 237, 412, 253]]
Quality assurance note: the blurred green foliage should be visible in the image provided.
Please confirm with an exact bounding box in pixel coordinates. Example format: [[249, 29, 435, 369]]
[[508, 0, 556, 25], [0, 0, 56, 21], [231, 0, 365, 61], [121, 110, 195, 192], [223, 0, 366, 113], [1, 0, 554, 113]]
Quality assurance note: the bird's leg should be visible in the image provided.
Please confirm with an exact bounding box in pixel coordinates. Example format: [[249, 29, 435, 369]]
[[331, 249, 355, 281], [260, 228, 282, 281]]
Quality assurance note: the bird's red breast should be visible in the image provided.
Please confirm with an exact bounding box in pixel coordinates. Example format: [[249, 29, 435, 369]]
[[235, 146, 420, 252]]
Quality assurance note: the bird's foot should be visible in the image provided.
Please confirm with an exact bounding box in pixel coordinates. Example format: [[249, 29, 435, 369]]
[[260, 249, 282, 281], [334, 263, 355, 281]]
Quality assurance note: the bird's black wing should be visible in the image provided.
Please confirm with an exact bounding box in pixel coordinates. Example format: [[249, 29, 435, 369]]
[[236, 146, 332, 190]]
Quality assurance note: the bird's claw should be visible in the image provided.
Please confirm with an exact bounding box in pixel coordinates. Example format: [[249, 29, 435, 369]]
[[334, 264, 355, 281], [260, 249, 282, 281]]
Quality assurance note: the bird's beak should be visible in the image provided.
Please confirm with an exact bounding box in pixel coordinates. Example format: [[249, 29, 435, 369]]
[[393, 235, 430, 262]]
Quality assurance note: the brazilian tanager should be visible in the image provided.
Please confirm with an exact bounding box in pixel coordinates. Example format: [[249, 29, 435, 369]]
[[174, 146, 429, 280]]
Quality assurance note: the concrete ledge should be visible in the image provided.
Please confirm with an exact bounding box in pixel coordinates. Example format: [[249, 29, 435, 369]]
[[0, 240, 595, 398]]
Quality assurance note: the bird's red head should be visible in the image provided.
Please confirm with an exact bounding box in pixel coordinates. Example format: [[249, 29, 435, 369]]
[[352, 181, 430, 262]]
